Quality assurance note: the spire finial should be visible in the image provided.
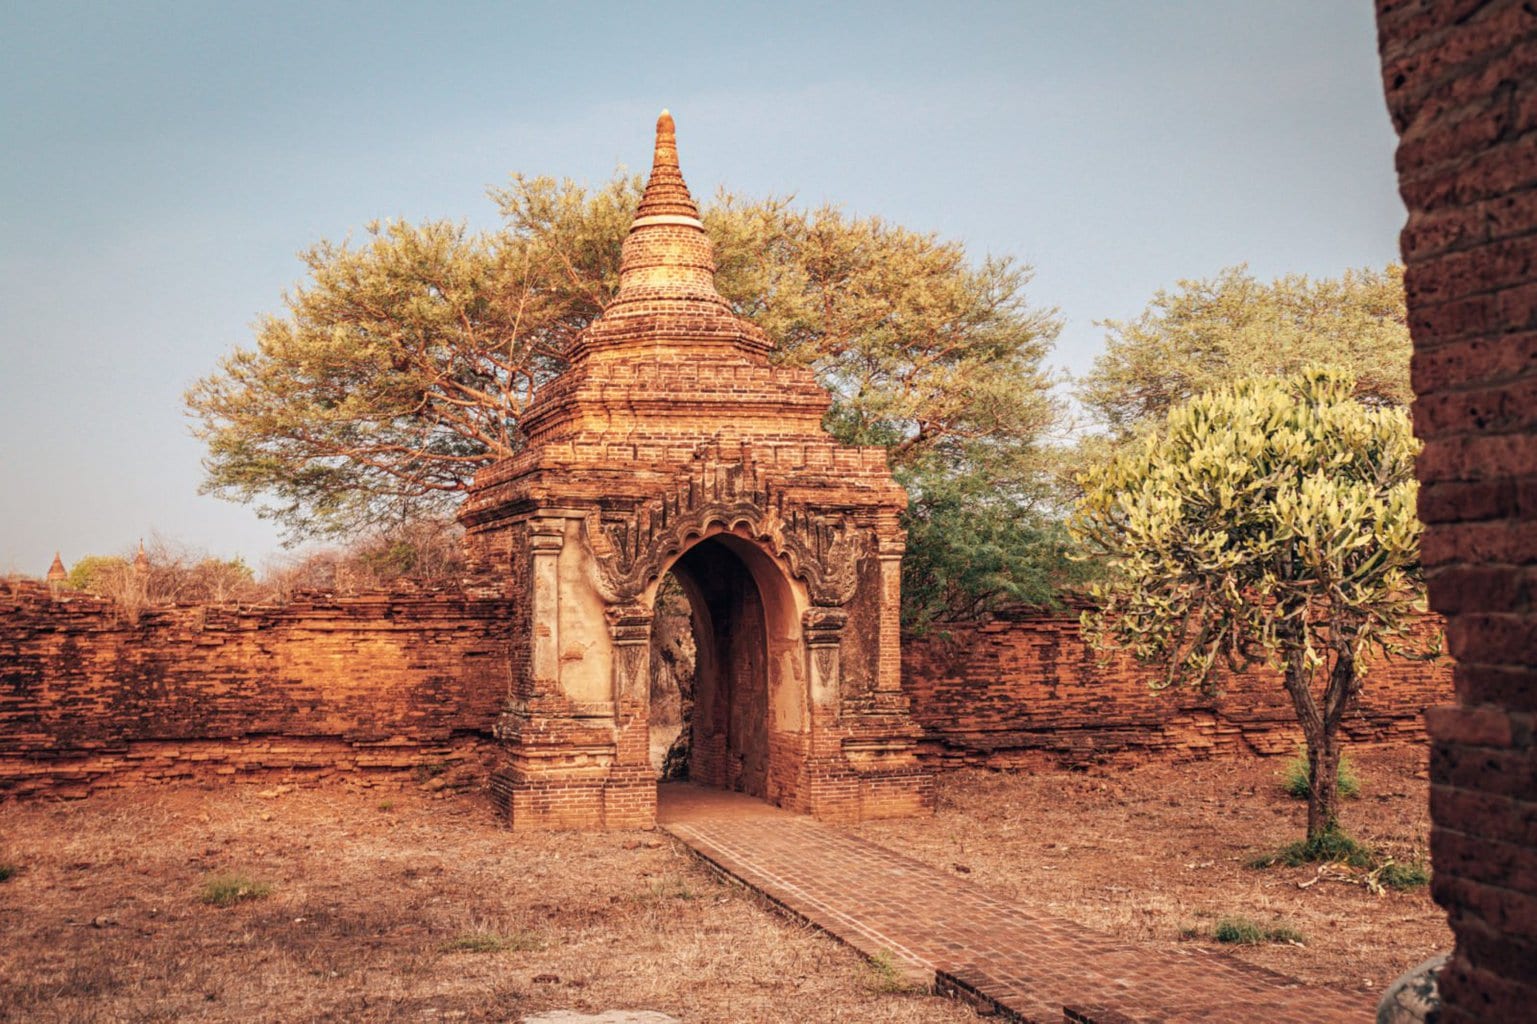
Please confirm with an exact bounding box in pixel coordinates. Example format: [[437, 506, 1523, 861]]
[[633, 108, 700, 223], [651, 109, 679, 175], [600, 109, 729, 314]]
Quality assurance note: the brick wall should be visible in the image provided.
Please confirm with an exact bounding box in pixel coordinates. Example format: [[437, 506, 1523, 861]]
[[0, 580, 514, 798], [902, 605, 1451, 768], [1376, 2, 1537, 1019], [1, 578, 1450, 799]]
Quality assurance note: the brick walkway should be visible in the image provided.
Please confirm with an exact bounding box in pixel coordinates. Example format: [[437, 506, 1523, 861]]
[[662, 806, 1374, 1024]]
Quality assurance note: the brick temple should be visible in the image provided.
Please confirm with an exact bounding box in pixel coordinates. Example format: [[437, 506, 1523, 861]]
[[458, 111, 932, 829]]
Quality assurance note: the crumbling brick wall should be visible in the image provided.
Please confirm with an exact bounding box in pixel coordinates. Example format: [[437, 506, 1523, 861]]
[[0, 580, 514, 798], [903, 606, 1451, 768], [2, 579, 1450, 798], [1376, 2, 1537, 1019]]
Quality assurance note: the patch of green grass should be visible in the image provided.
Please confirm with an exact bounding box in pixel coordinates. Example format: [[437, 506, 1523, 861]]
[[641, 876, 699, 901], [439, 930, 544, 954], [863, 949, 927, 995], [1281, 747, 1360, 799], [1377, 860, 1430, 890], [377, 800, 396, 812], [1212, 916, 1305, 945], [200, 873, 272, 907], [1250, 827, 1374, 869], [0, 863, 16, 883]]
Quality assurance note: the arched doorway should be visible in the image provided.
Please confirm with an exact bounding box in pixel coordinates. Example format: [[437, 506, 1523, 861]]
[[648, 532, 807, 809]]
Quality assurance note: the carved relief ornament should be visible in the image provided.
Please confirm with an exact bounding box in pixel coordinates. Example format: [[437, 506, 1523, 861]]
[[581, 458, 868, 608]]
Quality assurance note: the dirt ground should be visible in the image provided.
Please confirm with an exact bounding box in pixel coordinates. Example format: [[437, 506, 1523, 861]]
[[857, 744, 1449, 999], [0, 746, 1446, 1022], [0, 784, 974, 1024]]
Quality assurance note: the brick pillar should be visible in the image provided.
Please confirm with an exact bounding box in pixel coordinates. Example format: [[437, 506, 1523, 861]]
[[1375, 3, 1537, 1019], [796, 607, 856, 820], [604, 602, 657, 828], [528, 525, 563, 689], [875, 550, 905, 692]]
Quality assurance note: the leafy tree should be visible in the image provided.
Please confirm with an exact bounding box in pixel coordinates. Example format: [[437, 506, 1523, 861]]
[[1078, 264, 1410, 441], [65, 555, 131, 593], [189, 174, 1068, 626], [263, 517, 467, 600], [64, 542, 261, 607], [898, 453, 1087, 630], [1071, 370, 1430, 841]]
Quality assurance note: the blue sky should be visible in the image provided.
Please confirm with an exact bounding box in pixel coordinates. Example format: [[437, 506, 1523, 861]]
[[0, 1, 1403, 574]]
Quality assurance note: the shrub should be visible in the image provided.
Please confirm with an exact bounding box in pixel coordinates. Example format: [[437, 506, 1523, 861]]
[[1250, 827, 1374, 869], [200, 873, 272, 907], [1377, 860, 1430, 890], [1213, 916, 1304, 945], [0, 863, 16, 883], [1281, 747, 1360, 800]]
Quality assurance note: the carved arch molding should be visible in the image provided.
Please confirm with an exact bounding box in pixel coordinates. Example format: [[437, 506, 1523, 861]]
[[581, 454, 869, 609]]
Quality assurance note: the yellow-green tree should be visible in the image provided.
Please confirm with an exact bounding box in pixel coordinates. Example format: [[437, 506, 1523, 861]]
[[188, 175, 1073, 626], [1079, 264, 1410, 441], [1072, 370, 1428, 841]]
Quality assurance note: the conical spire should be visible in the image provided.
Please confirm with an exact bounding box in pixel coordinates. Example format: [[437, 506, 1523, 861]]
[[634, 110, 702, 222], [133, 539, 149, 573], [610, 110, 725, 308], [47, 551, 67, 582]]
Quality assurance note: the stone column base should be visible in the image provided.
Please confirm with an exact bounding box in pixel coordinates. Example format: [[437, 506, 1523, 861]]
[[491, 762, 657, 830]]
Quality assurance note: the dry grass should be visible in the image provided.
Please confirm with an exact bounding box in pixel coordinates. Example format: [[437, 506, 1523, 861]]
[[0, 747, 1449, 1019], [855, 744, 1449, 998], [0, 785, 977, 1024]]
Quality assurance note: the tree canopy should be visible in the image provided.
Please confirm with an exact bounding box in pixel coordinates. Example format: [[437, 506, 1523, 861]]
[[188, 174, 1073, 626], [1077, 264, 1410, 441], [1071, 370, 1429, 840]]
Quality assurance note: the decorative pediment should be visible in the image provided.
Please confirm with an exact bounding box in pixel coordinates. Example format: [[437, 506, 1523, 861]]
[[583, 452, 867, 607]]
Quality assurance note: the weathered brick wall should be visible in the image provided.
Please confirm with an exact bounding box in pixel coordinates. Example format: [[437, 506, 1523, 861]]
[[1376, 3, 1537, 1019], [2, 578, 1449, 799], [903, 606, 1451, 768], [0, 580, 514, 798]]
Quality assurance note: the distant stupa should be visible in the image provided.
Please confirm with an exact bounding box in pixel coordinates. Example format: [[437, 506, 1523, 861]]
[[133, 539, 149, 574], [46, 551, 67, 583]]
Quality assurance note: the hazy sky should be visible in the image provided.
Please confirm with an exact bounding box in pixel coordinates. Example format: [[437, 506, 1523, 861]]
[[0, 0, 1404, 574]]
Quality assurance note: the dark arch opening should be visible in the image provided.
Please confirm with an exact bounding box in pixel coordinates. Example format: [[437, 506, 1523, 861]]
[[648, 534, 786, 799]]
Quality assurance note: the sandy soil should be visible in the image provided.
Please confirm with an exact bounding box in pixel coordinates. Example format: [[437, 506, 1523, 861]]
[[856, 744, 1449, 1000]]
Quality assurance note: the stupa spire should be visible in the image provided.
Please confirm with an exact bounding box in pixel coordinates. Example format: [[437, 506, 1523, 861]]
[[610, 109, 724, 308], [633, 109, 702, 223], [47, 551, 67, 583]]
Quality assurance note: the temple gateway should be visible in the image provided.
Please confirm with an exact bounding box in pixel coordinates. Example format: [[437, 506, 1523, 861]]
[[458, 112, 933, 829]]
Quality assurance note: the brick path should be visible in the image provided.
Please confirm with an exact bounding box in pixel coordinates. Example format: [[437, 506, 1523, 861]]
[[663, 808, 1375, 1024]]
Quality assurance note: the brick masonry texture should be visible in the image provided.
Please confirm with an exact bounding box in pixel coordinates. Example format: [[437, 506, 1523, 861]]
[[0, 579, 512, 797], [0, 579, 1450, 800], [456, 111, 929, 829], [903, 605, 1451, 769], [1376, 2, 1537, 1020], [668, 816, 1373, 1024]]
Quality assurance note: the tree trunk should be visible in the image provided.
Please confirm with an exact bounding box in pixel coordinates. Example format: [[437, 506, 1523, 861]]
[[1277, 634, 1342, 842], [1306, 728, 1342, 840]]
